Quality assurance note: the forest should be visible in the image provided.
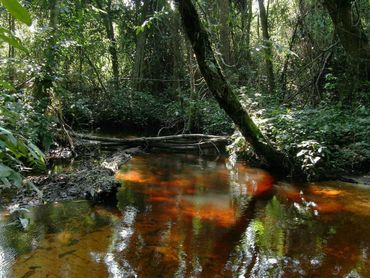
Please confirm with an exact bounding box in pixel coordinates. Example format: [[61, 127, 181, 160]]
[[0, 0, 369, 277]]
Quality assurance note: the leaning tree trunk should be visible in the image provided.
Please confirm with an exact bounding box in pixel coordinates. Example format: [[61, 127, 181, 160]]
[[323, 0, 370, 81], [176, 0, 292, 175]]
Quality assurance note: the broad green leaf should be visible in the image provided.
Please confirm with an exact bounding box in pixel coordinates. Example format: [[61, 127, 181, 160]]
[[0, 27, 28, 53], [0, 164, 12, 177], [9, 170, 22, 187], [1, 177, 11, 188], [0, 127, 17, 145], [0, 0, 32, 26]]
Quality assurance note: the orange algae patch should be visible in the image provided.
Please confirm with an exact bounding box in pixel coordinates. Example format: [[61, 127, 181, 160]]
[[308, 185, 346, 197], [157, 178, 194, 188], [246, 171, 274, 197], [181, 204, 237, 227], [115, 170, 146, 183], [116, 170, 195, 189], [277, 186, 302, 202], [154, 246, 179, 262], [147, 196, 175, 203], [314, 200, 344, 213]]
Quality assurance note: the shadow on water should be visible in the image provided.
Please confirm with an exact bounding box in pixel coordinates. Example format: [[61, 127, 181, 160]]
[[0, 153, 369, 277]]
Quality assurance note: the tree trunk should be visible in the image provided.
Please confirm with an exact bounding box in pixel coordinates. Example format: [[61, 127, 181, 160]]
[[238, 0, 253, 83], [257, 0, 275, 93], [170, 13, 184, 98], [185, 41, 198, 133], [95, 0, 120, 90], [33, 0, 59, 114], [83, 51, 108, 94], [132, 0, 150, 91], [7, 14, 15, 83], [279, 19, 299, 100], [176, 0, 291, 175], [323, 0, 370, 81], [217, 0, 232, 66]]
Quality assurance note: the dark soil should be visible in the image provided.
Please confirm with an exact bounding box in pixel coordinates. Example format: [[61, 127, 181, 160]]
[[0, 147, 142, 211]]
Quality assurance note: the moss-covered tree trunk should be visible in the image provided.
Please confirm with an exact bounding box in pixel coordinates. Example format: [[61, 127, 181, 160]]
[[323, 0, 370, 81], [176, 0, 291, 175]]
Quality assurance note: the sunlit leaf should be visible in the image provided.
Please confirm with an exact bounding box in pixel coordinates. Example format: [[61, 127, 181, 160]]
[[90, 5, 107, 14], [0, 0, 32, 26], [0, 27, 28, 53]]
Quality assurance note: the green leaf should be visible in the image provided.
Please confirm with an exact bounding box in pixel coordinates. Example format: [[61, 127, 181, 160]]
[[0, 80, 15, 91], [0, 126, 18, 145], [0, 164, 12, 177], [9, 170, 22, 187], [1, 177, 12, 188], [0, 0, 32, 26], [0, 27, 28, 53]]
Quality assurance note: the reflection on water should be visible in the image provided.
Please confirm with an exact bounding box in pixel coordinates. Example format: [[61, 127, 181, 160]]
[[0, 153, 369, 277], [0, 200, 119, 277]]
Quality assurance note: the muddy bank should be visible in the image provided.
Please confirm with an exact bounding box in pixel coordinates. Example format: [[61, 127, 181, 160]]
[[1, 149, 137, 211]]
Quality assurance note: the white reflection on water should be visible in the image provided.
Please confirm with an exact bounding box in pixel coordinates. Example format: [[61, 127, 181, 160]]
[[0, 225, 15, 278], [104, 206, 137, 278], [226, 223, 256, 277]]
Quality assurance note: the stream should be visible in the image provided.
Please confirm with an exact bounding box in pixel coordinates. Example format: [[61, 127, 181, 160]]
[[0, 153, 369, 277]]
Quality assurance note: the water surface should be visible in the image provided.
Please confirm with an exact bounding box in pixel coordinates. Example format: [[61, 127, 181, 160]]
[[0, 153, 369, 277]]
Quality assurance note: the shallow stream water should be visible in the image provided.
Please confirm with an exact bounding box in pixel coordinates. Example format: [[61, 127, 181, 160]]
[[0, 153, 369, 277]]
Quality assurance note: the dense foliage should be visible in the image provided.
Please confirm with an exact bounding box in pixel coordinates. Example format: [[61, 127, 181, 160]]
[[233, 95, 370, 178], [0, 0, 46, 188]]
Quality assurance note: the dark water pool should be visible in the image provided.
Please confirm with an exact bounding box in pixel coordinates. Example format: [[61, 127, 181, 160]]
[[0, 153, 369, 277]]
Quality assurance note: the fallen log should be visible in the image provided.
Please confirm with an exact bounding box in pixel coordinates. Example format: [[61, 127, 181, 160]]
[[73, 133, 228, 143], [72, 133, 229, 152]]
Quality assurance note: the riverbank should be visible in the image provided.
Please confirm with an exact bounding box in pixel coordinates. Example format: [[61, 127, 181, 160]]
[[0, 148, 136, 211]]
